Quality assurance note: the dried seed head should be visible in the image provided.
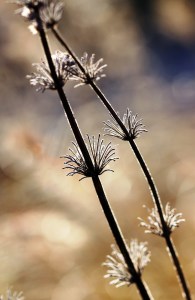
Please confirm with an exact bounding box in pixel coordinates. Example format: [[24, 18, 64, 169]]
[[40, 0, 64, 29], [11, 0, 44, 9], [10, 0, 63, 33], [27, 50, 75, 92], [0, 288, 24, 300], [103, 240, 151, 288], [68, 52, 107, 87], [139, 203, 185, 236], [62, 135, 118, 180], [10, 0, 44, 19], [104, 108, 147, 140]]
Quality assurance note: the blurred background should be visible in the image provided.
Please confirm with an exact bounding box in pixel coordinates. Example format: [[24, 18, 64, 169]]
[[0, 0, 195, 299]]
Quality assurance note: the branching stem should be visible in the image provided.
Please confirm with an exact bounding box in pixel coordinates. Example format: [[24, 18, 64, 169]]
[[35, 16, 153, 300], [51, 27, 191, 300]]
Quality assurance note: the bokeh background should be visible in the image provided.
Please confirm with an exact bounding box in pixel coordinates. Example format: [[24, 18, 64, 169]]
[[1, 0, 195, 299]]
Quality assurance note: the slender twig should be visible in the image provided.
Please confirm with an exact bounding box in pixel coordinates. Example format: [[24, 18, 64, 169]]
[[92, 176, 153, 300], [166, 235, 191, 300], [51, 27, 191, 300], [34, 13, 153, 300]]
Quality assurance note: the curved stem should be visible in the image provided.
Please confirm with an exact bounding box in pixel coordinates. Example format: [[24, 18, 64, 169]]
[[52, 27, 191, 300], [165, 236, 191, 300], [35, 19, 153, 300]]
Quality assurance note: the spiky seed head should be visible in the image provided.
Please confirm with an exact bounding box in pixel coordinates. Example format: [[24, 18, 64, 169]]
[[139, 203, 185, 236], [27, 50, 75, 92], [62, 135, 118, 180], [0, 288, 24, 300], [10, 0, 63, 33], [103, 240, 151, 288], [104, 108, 147, 141], [67, 52, 107, 87]]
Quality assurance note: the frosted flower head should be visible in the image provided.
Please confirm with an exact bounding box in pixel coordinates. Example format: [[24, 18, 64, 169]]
[[11, 0, 44, 9], [103, 240, 151, 288], [40, 0, 64, 29], [27, 50, 75, 92], [104, 108, 147, 141], [139, 203, 185, 236], [10, 0, 63, 34], [62, 134, 118, 180], [68, 53, 107, 87], [0, 288, 24, 300], [11, 0, 44, 18]]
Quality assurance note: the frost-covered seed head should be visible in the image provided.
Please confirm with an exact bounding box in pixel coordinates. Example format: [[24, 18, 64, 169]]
[[27, 50, 75, 92], [139, 203, 185, 236], [10, 0, 63, 33], [103, 240, 151, 288], [67, 53, 107, 87], [0, 288, 24, 300]]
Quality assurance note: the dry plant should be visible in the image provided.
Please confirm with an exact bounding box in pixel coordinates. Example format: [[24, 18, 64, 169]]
[[6, 1, 192, 300], [0, 288, 24, 300]]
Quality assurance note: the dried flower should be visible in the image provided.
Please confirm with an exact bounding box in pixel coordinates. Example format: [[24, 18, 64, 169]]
[[10, 0, 44, 20], [10, 0, 63, 34], [27, 50, 75, 92], [68, 52, 107, 87], [11, 0, 44, 9], [62, 135, 118, 180], [103, 240, 150, 288], [139, 203, 185, 236], [104, 108, 147, 140], [0, 288, 24, 300], [40, 0, 64, 29]]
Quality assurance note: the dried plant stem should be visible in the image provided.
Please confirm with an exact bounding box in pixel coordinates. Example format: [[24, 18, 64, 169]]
[[92, 176, 153, 300], [36, 17, 153, 300], [133, 143, 191, 300], [52, 27, 191, 300], [52, 28, 90, 78], [166, 235, 191, 300]]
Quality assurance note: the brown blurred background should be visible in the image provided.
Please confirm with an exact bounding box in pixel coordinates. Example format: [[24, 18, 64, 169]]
[[0, 0, 195, 299]]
